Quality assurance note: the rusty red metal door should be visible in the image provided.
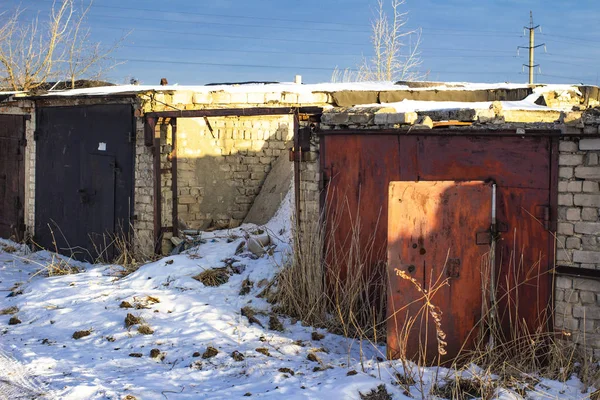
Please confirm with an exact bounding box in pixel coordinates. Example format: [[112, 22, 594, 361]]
[[387, 181, 493, 364], [0, 115, 26, 240], [319, 131, 557, 363]]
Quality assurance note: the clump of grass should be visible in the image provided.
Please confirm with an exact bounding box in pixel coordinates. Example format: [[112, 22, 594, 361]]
[[278, 367, 295, 376], [124, 313, 142, 328], [137, 325, 154, 335], [72, 330, 91, 339], [307, 353, 320, 363], [269, 315, 284, 332], [193, 267, 230, 287], [2, 245, 17, 253], [150, 348, 165, 360], [202, 346, 219, 359], [119, 301, 133, 309], [92, 225, 159, 276], [8, 316, 21, 325], [256, 348, 271, 357], [0, 306, 18, 315], [231, 350, 245, 361], [311, 331, 325, 341], [430, 377, 496, 400], [45, 255, 80, 276], [359, 384, 392, 400], [241, 306, 264, 327], [239, 278, 253, 295]]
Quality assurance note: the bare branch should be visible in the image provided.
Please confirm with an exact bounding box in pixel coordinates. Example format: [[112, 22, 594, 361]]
[[0, 0, 127, 91], [332, 0, 424, 83]]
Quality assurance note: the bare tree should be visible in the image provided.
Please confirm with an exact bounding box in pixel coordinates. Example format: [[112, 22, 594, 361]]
[[65, 1, 128, 89], [0, 0, 126, 91], [332, 0, 424, 83]]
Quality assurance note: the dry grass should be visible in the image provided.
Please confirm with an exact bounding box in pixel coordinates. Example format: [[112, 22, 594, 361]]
[[359, 384, 392, 400], [72, 330, 91, 339], [192, 267, 230, 287], [272, 189, 596, 398], [271, 191, 386, 341], [124, 313, 142, 328], [0, 306, 18, 315], [137, 325, 154, 335], [92, 225, 160, 276]]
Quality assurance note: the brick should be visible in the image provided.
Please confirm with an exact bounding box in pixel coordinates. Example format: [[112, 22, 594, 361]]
[[566, 208, 581, 221], [559, 167, 574, 179], [573, 250, 600, 264], [555, 301, 572, 315], [574, 222, 600, 234], [579, 138, 600, 150], [559, 154, 584, 166], [583, 181, 600, 193], [588, 153, 599, 166], [574, 194, 600, 207], [567, 181, 583, 192], [582, 208, 598, 221], [558, 194, 574, 206], [580, 291, 596, 305], [559, 140, 578, 152], [573, 305, 600, 320], [566, 237, 581, 249], [556, 249, 573, 262], [562, 316, 580, 330], [558, 181, 568, 192], [575, 166, 600, 180], [573, 277, 600, 291], [557, 222, 574, 235]]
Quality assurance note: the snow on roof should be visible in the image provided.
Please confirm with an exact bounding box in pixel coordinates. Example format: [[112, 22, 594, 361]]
[[15, 81, 582, 98]]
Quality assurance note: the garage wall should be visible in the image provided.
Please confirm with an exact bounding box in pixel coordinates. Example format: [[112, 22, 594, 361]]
[[555, 131, 600, 358]]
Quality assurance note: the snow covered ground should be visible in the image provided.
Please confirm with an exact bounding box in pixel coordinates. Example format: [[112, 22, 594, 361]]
[[0, 195, 595, 399]]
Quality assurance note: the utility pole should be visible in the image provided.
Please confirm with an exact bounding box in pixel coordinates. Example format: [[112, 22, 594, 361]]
[[518, 11, 545, 85]]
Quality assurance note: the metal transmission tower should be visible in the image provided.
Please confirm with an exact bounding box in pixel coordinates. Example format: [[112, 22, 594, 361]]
[[518, 11, 545, 85]]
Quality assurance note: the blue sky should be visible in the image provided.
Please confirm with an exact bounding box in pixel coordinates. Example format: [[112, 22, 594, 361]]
[[10, 0, 600, 85]]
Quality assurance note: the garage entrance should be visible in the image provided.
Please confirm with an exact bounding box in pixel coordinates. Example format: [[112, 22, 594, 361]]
[[35, 105, 134, 261]]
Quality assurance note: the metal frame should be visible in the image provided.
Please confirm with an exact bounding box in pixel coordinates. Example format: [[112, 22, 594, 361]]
[[144, 106, 322, 254]]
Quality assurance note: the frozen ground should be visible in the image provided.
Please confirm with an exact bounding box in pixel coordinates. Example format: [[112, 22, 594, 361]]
[[0, 195, 595, 399]]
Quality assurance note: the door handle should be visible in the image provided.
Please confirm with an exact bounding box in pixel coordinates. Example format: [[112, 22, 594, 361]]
[[78, 189, 96, 204]]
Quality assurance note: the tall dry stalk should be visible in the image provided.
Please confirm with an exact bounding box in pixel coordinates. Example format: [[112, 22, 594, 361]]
[[272, 189, 387, 340]]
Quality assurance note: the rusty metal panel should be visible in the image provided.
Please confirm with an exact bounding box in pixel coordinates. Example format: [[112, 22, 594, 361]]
[[319, 131, 556, 363], [387, 181, 493, 364], [321, 135, 401, 282], [494, 187, 553, 337], [416, 136, 551, 189], [35, 105, 134, 261], [0, 115, 26, 240]]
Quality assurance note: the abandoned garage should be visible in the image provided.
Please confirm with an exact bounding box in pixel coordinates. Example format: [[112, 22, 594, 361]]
[[0, 81, 599, 361]]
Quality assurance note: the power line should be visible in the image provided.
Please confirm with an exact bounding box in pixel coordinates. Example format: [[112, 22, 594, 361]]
[[120, 44, 523, 60], [17, 0, 368, 28], [20, 10, 523, 39], [539, 33, 600, 44], [116, 58, 358, 71], [96, 26, 365, 46]]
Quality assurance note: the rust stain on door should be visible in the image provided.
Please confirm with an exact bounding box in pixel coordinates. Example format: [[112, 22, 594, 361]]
[[387, 181, 493, 364]]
